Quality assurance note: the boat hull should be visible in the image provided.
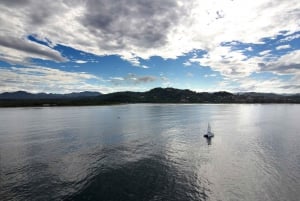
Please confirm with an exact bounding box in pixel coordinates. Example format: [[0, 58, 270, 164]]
[[203, 134, 214, 138]]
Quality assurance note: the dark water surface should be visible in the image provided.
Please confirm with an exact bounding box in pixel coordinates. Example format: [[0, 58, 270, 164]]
[[0, 104, 299, 201]]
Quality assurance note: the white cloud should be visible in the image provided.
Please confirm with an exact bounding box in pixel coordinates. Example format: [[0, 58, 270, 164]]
[[279, 33, 300, 42], [109, 73, 157, 85], [110, 77, 124, 81], [120, 53, 149, 68], [183, 61, 192, 66], [1, 0, 299, 63], [141, 65, 150, 69], [276, 44, 291, 50], [0, 36, 67, 64], [121, 54, 141, 66], [188, 44, 300, 94], [0, 0, 300, 93], [230, 77, 300, 93], [75, 60, 87, 64], [189, 46, 262, 78], [160, 76, 172, 87], [0, 66, 102, 93], [199, 75, 300, 94], [259, 50, 272, 56], [260, 49, 300, 74], [245, 47, 253, 51], [204, 74, 217, 78]]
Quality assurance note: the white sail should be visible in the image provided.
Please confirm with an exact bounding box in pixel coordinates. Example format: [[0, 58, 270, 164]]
[[207, 123, 211, 133], [204, 123, 214, 138]]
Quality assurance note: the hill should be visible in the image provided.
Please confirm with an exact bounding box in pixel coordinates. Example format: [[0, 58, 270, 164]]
[[0, 88, 299, 107], [0, 91, 102, 99]]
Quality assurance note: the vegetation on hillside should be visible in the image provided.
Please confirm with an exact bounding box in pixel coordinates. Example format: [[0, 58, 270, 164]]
[[0, 88, 299, 107]]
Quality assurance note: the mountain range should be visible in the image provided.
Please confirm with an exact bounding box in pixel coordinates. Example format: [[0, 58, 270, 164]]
[[0, 91, 102, 99], [0, 88, 299, 107]]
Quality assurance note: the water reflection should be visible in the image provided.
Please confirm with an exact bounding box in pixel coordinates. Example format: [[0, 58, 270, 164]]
[[206, 138, 212, 145], [64, 155, 209, 201], [0, 104, 299, 201]]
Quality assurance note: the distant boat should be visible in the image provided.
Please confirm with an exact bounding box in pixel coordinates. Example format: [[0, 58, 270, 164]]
[[204, 123, 214, 138]]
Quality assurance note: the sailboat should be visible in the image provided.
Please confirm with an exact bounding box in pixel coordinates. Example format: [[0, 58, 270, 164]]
[[204, 123, 214, 138]]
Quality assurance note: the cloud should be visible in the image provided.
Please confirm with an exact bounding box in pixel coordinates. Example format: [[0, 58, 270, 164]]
[[186, 72, 194, 77], [0, 0, 30, 7], [189, 44, 300, 95], [0, 0, 300, 93], [126, 74, 157, 84], [259, 50, 271, 56], [0, 36, 67, 64], [1, 0, 300, 63], [204, 74, 217, 78], [110, 73, 156, 85], [210, 49, 300, 93], [275, 44, 291, 50], [205, 73, 299, 94], [159, 75, 172, 87], [0, 66, 102, 93], [280, 85, 300, 90], [0, 66, 156, 95], [183, 61, 192, 66], [141, 65, 150, 69], [189, 46, 262, 78], [74, 60, 87, 64], [245, 47, 253, 51], [81, 0, 184, 50], [110, 77, 124, 81], [279, 33, 300, 42], [260, 50, 300, 74], [132, 75, 156, 83], [120, 53, 149, 68], [231, 77, 300, 93]]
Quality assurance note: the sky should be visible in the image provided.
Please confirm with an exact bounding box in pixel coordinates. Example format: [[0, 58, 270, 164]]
[[0, 0, 300, 94]]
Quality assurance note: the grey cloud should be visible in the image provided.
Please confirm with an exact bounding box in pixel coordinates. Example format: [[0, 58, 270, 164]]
[[280, 85, 300, 89], [258, 63, 267, 67], [0, 36, 67, 62], [127, 73, 156, 84], [0, 66, 100, 93], [0, 0, 31, 7], [0, 55, 28, 66], [276, 64, 300, 71], [279, 33, 300, 43], [111, 73, 156, 85], [29, 7, 55, 25], [260, 63, 300, 74], [134, 76, 156, 83], [2, 0, 299, 73], [82, 0, 187, 49], [258, 50, 300, 74], [27, 2, 65, 25], [0, 0, 65, 25], [0, 0, 188, 62]]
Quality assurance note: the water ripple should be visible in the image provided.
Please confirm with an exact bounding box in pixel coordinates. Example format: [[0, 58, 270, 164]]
[[0, 104, 299, 201]]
